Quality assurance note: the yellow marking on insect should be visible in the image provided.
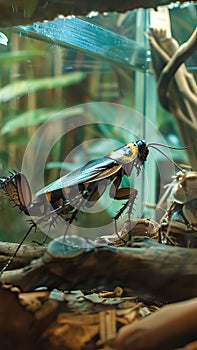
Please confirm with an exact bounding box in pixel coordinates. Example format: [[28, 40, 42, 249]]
[[45, 192, 52, 202], [107, 142, 139, 164]]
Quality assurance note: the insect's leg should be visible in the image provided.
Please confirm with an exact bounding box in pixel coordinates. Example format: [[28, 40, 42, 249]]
[[62, 208, 79, 248], [32, 215, 58, 245], [66, 208, 79, 230], [114, 189, 138, 239], [43, 215, 59, 244], [31, 199, 80, 246], [110, 176, 138, 218], [0, 223, 36, 274], [109, 177, 138, 239], [63, 191, 92, 243], [32, 200, 76, 244]]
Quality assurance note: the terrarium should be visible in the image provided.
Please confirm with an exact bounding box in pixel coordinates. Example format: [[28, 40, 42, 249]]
[[0, 2, 196, 350]]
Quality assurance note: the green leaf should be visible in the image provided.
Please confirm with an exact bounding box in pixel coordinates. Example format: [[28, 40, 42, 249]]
[[5, 134, 30, 145], [1, 105, 85, 134], [46, 161, 77, 172], [0, 50, 46, 63], [0, 72, 85, 103], [1, 108, 61, 134]]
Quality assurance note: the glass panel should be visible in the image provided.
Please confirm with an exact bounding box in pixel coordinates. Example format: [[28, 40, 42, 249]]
[[0, 5, 196, 243]]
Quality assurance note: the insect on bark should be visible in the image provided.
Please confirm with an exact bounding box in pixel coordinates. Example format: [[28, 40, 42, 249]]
[[0, 139, 194, 272]]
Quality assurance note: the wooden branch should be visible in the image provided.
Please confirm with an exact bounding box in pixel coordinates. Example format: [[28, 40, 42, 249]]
[[0, 0, 194, 27], [1, 236, 197, 302], [0, 241, 46, 269], [148, 28, 197, 169], [158, 28, 197, 112]]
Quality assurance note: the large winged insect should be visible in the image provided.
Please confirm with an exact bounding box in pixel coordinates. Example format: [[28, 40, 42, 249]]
[[0, 138, 192, 272], [1, 140, 147, 224]]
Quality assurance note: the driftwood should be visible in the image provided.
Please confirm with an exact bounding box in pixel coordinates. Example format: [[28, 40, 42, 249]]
[[0, 0, 193, 27], [157, 29, 197, 111], [148, 28, 197, 169], [0, 241, 46, 269], [1, 234, 197, 303], [0, 218, 196, 350]]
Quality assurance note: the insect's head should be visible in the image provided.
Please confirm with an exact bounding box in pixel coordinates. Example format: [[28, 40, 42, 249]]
[[135, 140, 149, 164]]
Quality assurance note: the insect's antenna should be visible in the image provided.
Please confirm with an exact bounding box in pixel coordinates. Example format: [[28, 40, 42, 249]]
[[0, 223, 35, 274], [148, 139, 197, 150], [148, 145, 183, 172]]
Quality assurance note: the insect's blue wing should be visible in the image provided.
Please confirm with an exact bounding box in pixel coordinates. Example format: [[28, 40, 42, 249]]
[[36, 157, 120, 195]]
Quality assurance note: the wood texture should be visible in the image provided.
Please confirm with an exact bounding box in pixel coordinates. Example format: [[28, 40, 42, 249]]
[[148, 28, 197, 169], [0, 0, 194, 27], [1, 236, 197, 302]]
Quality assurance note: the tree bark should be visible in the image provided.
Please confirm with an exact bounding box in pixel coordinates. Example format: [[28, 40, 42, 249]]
[[1, 236, 197, 302]]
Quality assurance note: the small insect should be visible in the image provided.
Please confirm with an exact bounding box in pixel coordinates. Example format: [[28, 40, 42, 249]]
[[0, 139, 194, 272], [160, 171, 197, 247]]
